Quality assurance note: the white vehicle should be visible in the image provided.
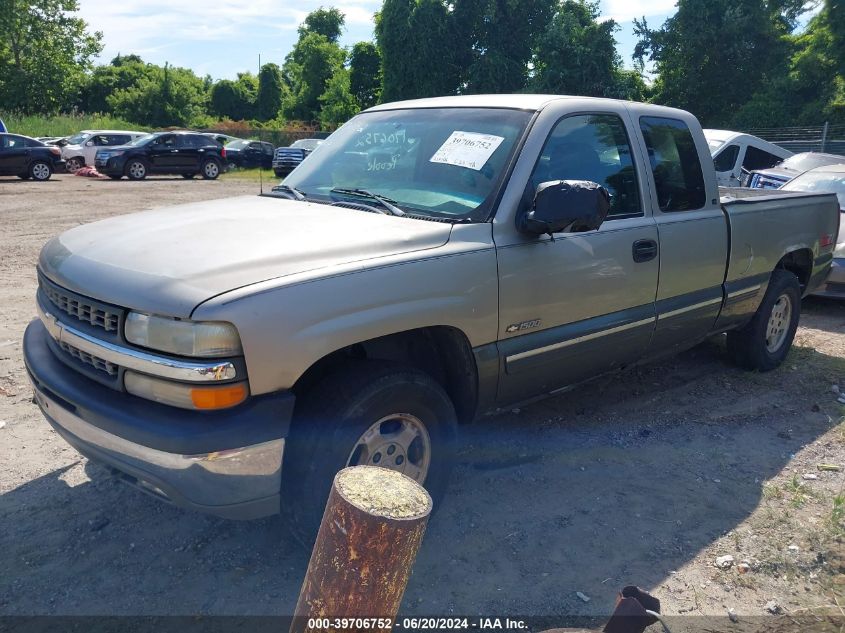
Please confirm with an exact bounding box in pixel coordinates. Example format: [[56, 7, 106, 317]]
[[62, 130, 147, 173], [704, 129, 792, 187]]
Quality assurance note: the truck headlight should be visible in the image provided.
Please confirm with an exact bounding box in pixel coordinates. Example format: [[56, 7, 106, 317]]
[[125, 312, 242, 357]]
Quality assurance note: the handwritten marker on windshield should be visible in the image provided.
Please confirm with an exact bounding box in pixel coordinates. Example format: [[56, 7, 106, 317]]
[[290, 466, 432, 633]]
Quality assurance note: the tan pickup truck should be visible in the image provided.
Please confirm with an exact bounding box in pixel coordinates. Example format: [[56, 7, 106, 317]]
[[24, 95, 840, 541]]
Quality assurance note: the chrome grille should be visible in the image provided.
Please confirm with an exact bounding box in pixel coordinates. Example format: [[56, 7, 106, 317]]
[[40, 277, 121, 333], [59, 341, 119, 376]]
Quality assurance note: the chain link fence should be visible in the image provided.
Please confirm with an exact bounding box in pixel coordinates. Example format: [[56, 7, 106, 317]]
[[742, 123, 845, 156]]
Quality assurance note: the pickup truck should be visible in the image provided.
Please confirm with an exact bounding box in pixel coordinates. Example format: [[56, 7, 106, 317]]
[[703, 129, 792, 187], [23, 95, 840, 542]]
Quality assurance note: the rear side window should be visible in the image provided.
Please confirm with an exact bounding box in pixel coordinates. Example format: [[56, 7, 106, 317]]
[[743, 146, 782, 171], [713, 144, 739, 172], [175, 135, 200, 149], [639, 117, 706, 212], [530, 113, 642, 219]]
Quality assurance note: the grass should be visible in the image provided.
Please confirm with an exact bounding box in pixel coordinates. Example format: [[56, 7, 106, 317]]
[[220, 167, 279, 184], [0, 112, 151, 138]]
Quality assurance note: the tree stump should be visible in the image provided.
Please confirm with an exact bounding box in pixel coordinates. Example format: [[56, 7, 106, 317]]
[[290, 465, 433, 633]]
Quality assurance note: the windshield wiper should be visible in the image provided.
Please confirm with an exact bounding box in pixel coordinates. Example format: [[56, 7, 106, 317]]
[[269, 184, 306, 201], [330, 188, 406, 217]]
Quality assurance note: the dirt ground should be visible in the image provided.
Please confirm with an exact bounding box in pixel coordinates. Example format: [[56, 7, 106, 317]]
[[0, 175, 843, 627]]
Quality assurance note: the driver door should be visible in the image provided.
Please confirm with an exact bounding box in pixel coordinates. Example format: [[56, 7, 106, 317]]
[[495, 111, 659, 404]]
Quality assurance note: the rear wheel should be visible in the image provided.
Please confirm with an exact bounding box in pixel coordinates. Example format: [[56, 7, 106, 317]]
[[282, 361, 457, 546], [125, 159, 148, 181], [30, 161, 52, 181], [66, 157, 84, 173], [201, 159, 220, 180], [727, 269, 801, 371]]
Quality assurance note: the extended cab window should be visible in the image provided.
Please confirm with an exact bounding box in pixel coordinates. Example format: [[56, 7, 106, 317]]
[[639, 117, 706, 212], [713, 144, 739, 172], [530, 114, 642, 219], [743, 146, 782, 171]]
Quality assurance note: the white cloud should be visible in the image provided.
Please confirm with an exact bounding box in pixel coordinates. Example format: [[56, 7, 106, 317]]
[[600, 0, 678, 23], [78, 0, 380, 73]]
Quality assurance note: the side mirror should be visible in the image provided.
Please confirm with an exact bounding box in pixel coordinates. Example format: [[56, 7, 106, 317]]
[[85, 140, 94, 147], [519, 180, 611, 237]]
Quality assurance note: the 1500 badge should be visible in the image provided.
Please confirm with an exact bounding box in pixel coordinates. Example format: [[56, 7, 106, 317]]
[[506, 319, 541, 333]]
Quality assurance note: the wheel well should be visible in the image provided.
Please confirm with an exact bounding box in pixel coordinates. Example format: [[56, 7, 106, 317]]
[[776, 249, 812, 290], [292, 326, 479, 424]]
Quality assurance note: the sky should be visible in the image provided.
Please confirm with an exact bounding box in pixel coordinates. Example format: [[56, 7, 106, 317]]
[[76, 0, 680, 81]]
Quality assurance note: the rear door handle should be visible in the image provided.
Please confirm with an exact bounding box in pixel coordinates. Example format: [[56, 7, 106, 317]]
[[632, 239, 658, 263]]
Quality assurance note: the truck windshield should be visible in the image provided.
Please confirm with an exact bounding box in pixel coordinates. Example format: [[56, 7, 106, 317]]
[[283, 107, 533, 221]]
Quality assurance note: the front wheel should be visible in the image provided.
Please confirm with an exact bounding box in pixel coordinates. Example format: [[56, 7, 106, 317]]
[[30, 161, 52, 181], [201, 159, 220, 180], [125, 159, 148, 181], [66, 157, 84, 173], [727, 269, 801, 371], [282, 361, 457, 546]]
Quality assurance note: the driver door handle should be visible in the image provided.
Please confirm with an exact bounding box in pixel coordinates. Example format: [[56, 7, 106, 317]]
[[632, 239, 658, 263]]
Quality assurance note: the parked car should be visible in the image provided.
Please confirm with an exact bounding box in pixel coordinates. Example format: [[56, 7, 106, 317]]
[[778, 164, 845, 298], [224, 140, 274, 169], [704, 129, 792, 187], [61, 130, 147, 173], [24, 95, 839, 542], [94, 131, 227, 180], [201, 132, 241, 147], [272, 138, 323, 177], [35, 137, 67, 145], [0, 133, 65, 181], [746, 152, 845, 189]]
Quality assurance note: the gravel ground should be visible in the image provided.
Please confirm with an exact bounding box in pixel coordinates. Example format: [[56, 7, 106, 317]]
[[0, 175, 843, 625]]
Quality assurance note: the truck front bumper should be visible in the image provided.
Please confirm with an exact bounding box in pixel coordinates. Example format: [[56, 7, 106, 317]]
[[23, 319, 295, 519]]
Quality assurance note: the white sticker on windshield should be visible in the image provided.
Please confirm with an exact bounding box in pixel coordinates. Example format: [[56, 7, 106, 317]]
[[429, 131, 505, 171]]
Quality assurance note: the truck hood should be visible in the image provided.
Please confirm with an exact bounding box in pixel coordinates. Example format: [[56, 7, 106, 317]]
[[39, 195, 452, 317]]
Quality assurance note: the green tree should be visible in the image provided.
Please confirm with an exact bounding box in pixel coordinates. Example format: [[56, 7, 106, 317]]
[[319, 68, 360, 128], [79, 55, 151, 113], [0, 0, 102, 112], [733, 0, 845, 126], [108, 63, 209, 127], [377, 0, 462, 101], [456, 0, 556, 93], [210, 73, 257, 120], [349, 41, 381, 109], [298, 7, 345, 43], [256, 62, 286, 121], [284, 32, 346, 121], [634, 0, 800, 126], [531, 1, 621, 96]]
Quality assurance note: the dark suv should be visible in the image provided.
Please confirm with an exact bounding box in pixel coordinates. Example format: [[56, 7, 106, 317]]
[[0, 133, 66, 181], [95, 132, 227, 181]]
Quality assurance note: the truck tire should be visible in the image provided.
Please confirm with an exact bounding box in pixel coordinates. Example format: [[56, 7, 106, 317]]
[[283, 360, 457, 546], [727, 269, 801, 371]]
